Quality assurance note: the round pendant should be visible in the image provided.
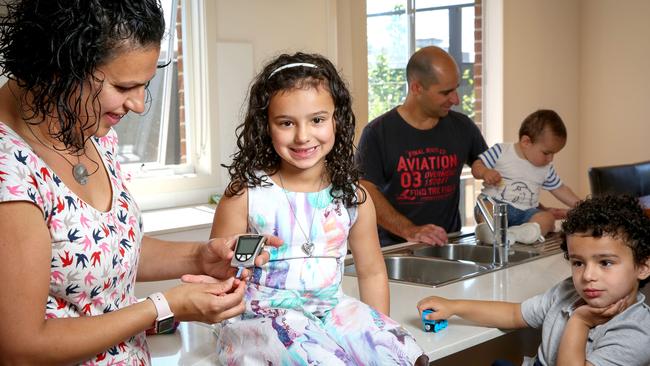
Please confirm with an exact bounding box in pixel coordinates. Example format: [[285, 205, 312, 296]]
[[301, 241, 314, 256], [72, 163, 89, 185]]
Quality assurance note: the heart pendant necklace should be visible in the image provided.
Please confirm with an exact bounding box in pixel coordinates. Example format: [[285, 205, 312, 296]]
[[278, 172, 324, 257]]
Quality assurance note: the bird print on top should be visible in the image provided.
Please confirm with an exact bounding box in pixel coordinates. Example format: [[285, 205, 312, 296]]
[[0, 122, 148, 365]]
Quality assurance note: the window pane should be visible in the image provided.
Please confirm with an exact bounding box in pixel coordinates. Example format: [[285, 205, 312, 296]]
[[414, 9, 449, 50], [114, 0, 186, 167], [158, 0, 177, 63], [458, 5, 476, 119], [367, 2, 409, 120], [367, 0, 408, 69], [416, 0, 473, 8], [114, 69, 164, 164], [367, 0, 407, 15], [461, 6, 474, 63]]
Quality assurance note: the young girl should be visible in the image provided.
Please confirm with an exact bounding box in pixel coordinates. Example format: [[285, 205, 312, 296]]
[[211, 52, 427, 365]]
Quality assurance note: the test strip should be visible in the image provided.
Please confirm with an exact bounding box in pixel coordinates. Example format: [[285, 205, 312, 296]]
[[235, 266, 244, 279]]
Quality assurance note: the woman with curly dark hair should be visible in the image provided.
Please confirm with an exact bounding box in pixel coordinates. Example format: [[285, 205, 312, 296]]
[[418, 194, 650, 366], [0, 1, 281, 364], [211, 52, 427, 365]]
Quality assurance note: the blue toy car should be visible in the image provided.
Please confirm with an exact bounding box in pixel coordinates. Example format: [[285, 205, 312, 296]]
[[422, 309, 448, 333]]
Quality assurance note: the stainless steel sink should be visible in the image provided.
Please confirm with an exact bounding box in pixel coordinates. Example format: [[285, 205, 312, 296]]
[[344, 233, 563, 287], [344, 255, 491, 287], [411, 244, 540, 264]]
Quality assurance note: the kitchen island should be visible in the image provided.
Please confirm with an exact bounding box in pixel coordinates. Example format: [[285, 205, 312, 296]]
[[146, 249, 571, 364]]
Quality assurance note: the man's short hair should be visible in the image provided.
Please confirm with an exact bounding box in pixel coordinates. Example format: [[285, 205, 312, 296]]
[[406, 49, 439, 88]]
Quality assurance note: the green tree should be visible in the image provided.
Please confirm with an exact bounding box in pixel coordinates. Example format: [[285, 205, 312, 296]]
[[460, 67, 475, 119], [368, 53, 407, 120]]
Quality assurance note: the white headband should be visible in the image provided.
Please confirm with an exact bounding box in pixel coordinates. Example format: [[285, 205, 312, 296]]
[[268, 62, 318, 79]]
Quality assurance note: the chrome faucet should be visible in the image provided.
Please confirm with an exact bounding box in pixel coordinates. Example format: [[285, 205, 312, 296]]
[[475, 195, 509, 266]]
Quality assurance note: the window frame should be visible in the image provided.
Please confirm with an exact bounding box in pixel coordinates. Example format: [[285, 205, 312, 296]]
[[125, 0, 222, 211], [366, 0, 477, 121]]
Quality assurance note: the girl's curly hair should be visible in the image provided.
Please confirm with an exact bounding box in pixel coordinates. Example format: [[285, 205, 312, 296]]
[[0, 0, 165, 152], [561, 194, 650, 287], [223, 52, 365, 207]]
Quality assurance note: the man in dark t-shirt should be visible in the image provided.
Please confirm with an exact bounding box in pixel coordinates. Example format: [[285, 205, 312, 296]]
[[356, 46, 487, 247]]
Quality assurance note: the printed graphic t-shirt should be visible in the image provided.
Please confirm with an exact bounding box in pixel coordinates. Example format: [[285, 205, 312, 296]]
[[356, 108, 487, 246]]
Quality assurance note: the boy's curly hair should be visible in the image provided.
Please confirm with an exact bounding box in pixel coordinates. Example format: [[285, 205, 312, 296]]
[[0, 0, 165, 153], [223, 52, 365, 207], [561, 194, 650, 287]]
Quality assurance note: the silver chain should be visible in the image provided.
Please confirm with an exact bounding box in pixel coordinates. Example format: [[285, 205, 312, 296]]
[[25, 123, 98, 185], [277, 172, 324, 256]]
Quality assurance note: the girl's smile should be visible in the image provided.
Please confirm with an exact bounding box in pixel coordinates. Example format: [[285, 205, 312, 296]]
[[289, 145, 319, 159]]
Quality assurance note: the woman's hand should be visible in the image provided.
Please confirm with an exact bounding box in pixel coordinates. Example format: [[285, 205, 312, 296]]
[[163, 276, 247, 324], [196, 235, 283, 280], [164, 275, 246, 324]]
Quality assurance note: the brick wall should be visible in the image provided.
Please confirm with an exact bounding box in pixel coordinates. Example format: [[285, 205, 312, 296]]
[[474, 0, 483, 131]]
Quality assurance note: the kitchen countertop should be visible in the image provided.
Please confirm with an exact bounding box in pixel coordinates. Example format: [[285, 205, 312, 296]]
[[148, 249, 571, 364]]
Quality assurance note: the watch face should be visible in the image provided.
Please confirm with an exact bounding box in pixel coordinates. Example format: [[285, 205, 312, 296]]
[[156, 315, 176, 334]]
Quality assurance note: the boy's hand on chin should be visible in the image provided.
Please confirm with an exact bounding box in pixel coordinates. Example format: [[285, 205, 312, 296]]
[[573, 296, 628, 328]]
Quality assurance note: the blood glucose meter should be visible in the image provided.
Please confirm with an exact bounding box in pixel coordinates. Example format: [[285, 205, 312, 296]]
[[231, 234, 266, 269]]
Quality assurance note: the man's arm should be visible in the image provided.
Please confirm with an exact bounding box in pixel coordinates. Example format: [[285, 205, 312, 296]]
[[360, 179, 447, 245]]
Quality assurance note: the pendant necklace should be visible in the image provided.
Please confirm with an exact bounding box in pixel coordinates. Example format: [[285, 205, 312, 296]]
[[278, 172, 324, 257], [26, 124, 98, 185]]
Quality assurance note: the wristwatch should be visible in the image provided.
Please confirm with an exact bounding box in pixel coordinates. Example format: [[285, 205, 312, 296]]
[[148, 292, 175, 334]]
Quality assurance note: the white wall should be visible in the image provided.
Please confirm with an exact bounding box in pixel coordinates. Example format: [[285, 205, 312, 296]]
[[502, 0, 581, 206], [214, 1, 336, 71], [578, 0, 650, 194], [502, 0, 650, 201]]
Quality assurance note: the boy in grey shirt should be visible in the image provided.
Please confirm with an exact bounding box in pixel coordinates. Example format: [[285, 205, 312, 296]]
[[418, 195, 650, 365]]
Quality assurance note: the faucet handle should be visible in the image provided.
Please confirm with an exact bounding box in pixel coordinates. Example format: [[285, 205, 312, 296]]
[[483, 195, 498, 207]]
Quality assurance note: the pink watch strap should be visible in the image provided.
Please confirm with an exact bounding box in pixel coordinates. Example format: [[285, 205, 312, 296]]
[[148, 292, 173, 320]]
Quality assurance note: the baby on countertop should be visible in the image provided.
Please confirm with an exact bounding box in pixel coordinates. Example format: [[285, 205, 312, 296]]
[[471, 109, 581, 244]]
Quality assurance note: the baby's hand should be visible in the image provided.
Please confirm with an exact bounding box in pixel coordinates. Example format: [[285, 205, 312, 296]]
[[482, 169, 502, 186], [572, 297, 627, 328], [545, 207, 568, 220]]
